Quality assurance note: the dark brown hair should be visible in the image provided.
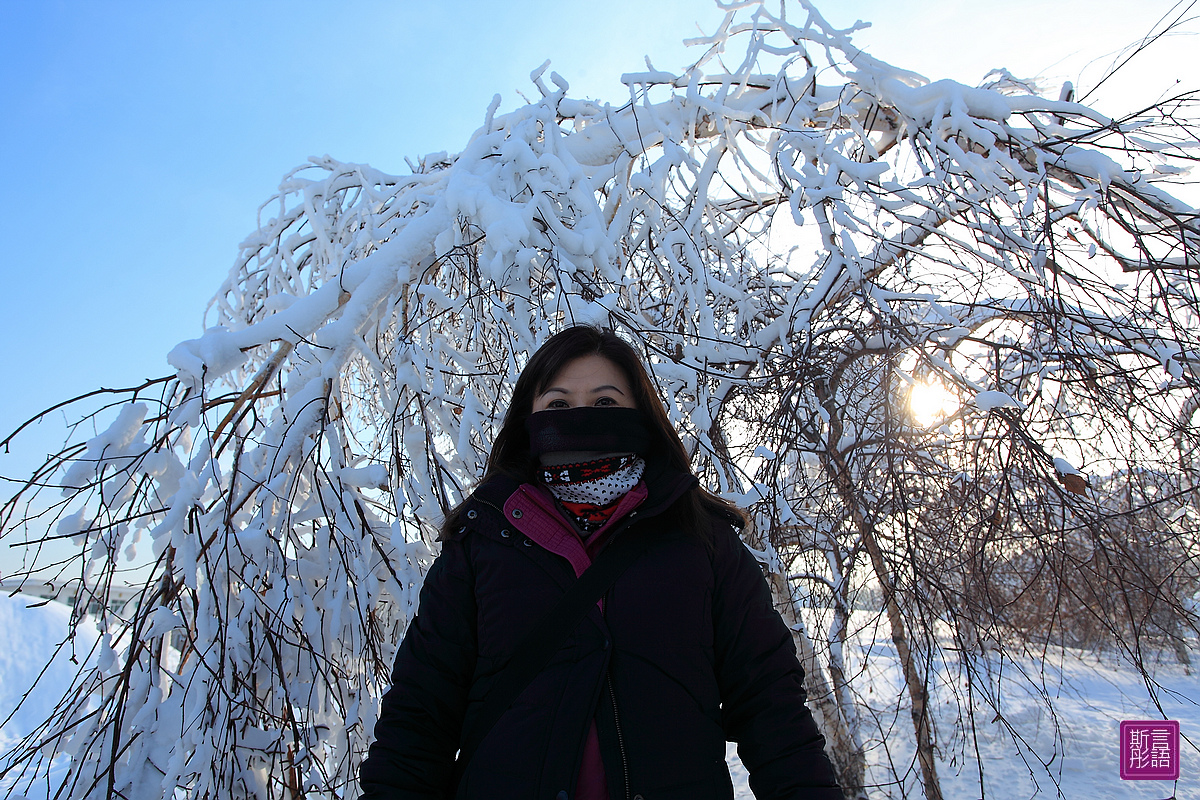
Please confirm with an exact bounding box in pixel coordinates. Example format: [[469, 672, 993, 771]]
[[441, 325, 744, 538]]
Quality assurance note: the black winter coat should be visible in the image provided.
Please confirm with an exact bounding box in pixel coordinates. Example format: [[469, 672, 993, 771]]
[[359, 465, 841, 800]]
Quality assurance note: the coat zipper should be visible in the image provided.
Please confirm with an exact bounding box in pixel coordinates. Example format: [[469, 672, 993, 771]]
[[607, 676, 630, 800], [604, 513, 635, 800]]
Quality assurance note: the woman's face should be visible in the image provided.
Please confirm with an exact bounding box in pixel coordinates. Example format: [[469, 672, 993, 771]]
[[531, 354, 636, 413]]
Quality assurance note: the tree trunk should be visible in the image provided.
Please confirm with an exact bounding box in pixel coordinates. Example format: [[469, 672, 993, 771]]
[[816, 384, 943, 800], [857, 520, 942, 800], [766, 567, 868, 799]]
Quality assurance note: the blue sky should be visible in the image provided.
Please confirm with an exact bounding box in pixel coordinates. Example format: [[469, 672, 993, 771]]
[[0, 0, 1192, 480]]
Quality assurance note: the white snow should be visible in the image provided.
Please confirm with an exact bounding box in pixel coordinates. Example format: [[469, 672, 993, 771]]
[[58, 402, 148, 491], [1054, 456, 1082, 475], [971, 390, 1026, 412], [726, 628, 1196, 798], [0, 594, 99, 800]]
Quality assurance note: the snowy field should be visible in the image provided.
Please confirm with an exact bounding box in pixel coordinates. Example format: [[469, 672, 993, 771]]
[[2, 592, 1192, 799], [729, 638, 1195, 799], [0, 594, 99, 800]]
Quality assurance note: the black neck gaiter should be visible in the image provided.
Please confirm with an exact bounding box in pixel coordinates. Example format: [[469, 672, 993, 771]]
[[525, 406, 652, 458]]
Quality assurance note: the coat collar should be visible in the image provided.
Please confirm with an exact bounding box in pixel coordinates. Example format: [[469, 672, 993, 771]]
[[468, 457, 697, 528]]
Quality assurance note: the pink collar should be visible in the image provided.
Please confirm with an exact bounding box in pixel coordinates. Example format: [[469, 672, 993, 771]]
[[503, 482, 648, 577]]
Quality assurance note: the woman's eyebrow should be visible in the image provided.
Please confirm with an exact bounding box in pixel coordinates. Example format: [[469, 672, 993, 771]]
[[538, 384, 625, 395]]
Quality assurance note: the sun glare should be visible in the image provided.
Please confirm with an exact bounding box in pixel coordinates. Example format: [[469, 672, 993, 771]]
[[909, 380, 958, 427]]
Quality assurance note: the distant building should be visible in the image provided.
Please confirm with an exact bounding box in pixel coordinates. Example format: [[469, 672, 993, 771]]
[[0, 576, 140, 617]]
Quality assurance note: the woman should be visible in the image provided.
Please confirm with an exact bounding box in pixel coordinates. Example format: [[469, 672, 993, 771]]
[[360, 326, 840, 800]]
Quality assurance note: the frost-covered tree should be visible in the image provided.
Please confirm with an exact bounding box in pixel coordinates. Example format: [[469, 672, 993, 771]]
[[2, 1, 1199, 798]]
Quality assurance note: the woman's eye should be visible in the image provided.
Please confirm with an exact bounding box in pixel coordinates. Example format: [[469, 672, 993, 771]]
[[595, 397, 616, 406], [547, 399, 569, 409]]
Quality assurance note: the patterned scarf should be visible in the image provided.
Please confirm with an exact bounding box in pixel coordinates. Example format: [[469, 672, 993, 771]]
[[540, 454, 646, 534]]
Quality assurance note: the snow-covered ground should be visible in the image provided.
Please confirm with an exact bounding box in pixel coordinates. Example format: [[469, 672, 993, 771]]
[[0, 593, 99, 799], [1, 592, 1192, 798], [729, 625, 1196, 799], [914, 650, 1193, 800]]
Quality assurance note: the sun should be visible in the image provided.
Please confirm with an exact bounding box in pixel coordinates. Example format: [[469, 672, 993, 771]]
[[909, 379, 958, 427]]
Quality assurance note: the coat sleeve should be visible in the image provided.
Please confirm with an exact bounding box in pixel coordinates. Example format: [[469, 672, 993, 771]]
[[359, 535, 477, 800], [711, 523, 842, 800]]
